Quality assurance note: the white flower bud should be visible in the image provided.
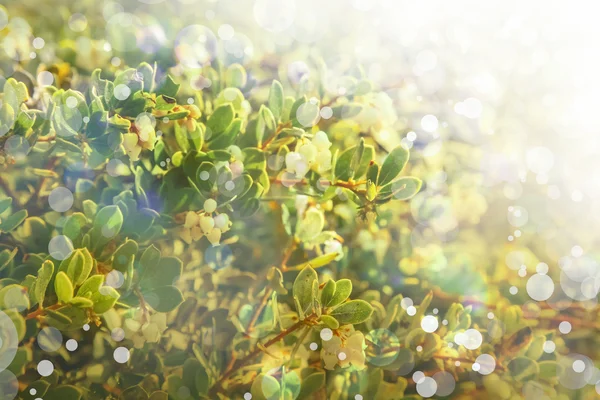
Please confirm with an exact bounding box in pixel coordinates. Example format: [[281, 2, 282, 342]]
[[298, 143, 317, 164], [191, 226, 203, 241], [180, 228, 193, 244], [206, 228, 222, 246], [228, 145, 244, 161], [313, 131, 332, 150], [214, 213, 230, 230], [285, 152, 302, 172], [230, 160, 244, 177], [315, 149, 332, 173], [294, 159, 310, 178], [295, 195, 309, 218], [296, 207, 325, 242], [184, 211, 199, 228], [142, 323, 160, 342], [204, 199, 217, 213], [199, 216, 215, 233], [324, 239, 344, 261]]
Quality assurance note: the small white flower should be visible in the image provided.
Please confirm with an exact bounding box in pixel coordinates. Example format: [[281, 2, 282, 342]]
[[295, 195, 309, 218], [312, 131, 332, 151], [214, 214, 230, 231], [324, 239, 344, 261], [298, 142, 317, 164], [206, 228, 222, 246], [321, 330, 366, 370], [228, 145, 244, 161], [204, 199, 217, 214], [230, 160, 244, 178], [199, 216, 215, 233]]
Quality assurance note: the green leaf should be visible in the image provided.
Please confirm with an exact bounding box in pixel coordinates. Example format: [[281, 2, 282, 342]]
[[148, 391, 168, 400], [82, 199, 98, 219], [0, 284, 30, 310], [292, 266, 318, 318], [259, 105, 277, 145], [379, 146, 409, 186], [44, 385, 83, 400], [142, 285, 184, 313], [0, 102, 15, 136], [0, 209, 28, 232], [142, 256, 183, 289], [0, 197, 12, 214], [139, 245, 161, 282], [208, 117, 241, 149], [225, 63, 247, 88], [320, 315, 339, 329], [0, 247, 18, 271], [320, 280, 336, 307], [4, 309, 26, 342], [121, 385, 149, 400], [14, 110, 36, 136], [3, 78, 28, 111], [63, 213, 87, 240], [330, 299, 373, 325], [92, 205, 123, 239], [328, 279, 352, 307], [251, 374, 280, 400], [35, 260, 54, 307], [288, 253, 339, 272], [45, 308, 73, 325], [91, 286, 120, 314], [507, 356, 539, 382], [367, 161, 380, 185], [7, 346, 32, 376], [77, 275, 104, 298], [58, 248, 94, 286], [69, 296, 94, 308], [268, 80, 284, 121], [113, 239, 139, 272], [378, 177, 422, 201], [242, 147, 266, 171], [298, 372, 325, 399], [538, 360, 563, 380], [206, 103, 234, 134], [55, 271, 74, 303], [25, 380, 51, 399], [333, 145, 361, 181], [156, 75, 180, 98]]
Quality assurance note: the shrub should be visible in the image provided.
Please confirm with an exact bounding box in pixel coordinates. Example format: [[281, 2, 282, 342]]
[[0, 4, 591, 400]]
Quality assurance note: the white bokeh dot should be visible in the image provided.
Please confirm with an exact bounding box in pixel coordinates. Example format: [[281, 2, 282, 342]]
[[559, 321, 572, 334], [421, 315, 439, 333], [48, 187, 74, 212], [526, 273, 554, 301], [416, 376, 437, 398], [543, 340, 556, 353], [113, 347, 130, 364], [66, 339, 78, 352], [37, 360, 54, 376], [320, 328, 333, 341], [48, 235, 74, 260]]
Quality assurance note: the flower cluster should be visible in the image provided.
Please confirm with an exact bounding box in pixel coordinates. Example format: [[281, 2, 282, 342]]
[[179, 199, 231, 246], [285, 131, 333, 178], [321, 325, 366, 370], [123, 309, 168, 348]]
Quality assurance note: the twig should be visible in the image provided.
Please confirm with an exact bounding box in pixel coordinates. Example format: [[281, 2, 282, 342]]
[[25, 303, 62, 320], [209, 314, 317, 396], [0, 175, 22, 208], [244, 288, 273, 337]]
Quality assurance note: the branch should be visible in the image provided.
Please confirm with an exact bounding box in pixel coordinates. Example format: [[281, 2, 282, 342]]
[[209, 314, 316, 396]]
